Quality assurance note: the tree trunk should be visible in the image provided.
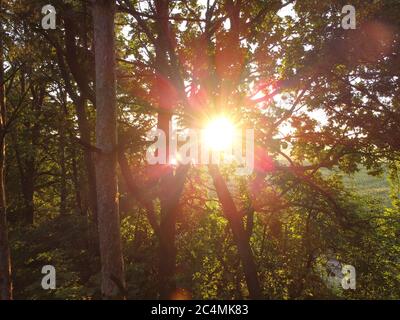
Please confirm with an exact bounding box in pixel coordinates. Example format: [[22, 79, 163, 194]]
[[13, 135, 34, 225], [118, 150, 159, 233], [0, 136, 11, 300], [55, 44, 97, 220], [59, 117, 67, 216], [158, 165, 189, 299], [92, 0, 125, 299], [118, 144, 189, 299], [70, 147, 83, 216], [75, 98, 97, 221], [11, 72, 40, 225], [63, 17, 97, 220], [209, 165, 262, 299], [158, 171, 176, 298], [0, 13, 13, 299], [152, 0, 181, 299]]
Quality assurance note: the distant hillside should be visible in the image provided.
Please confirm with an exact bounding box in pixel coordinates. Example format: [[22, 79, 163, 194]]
[[342, 168, 391, 206], [325, 167, 391, 207]]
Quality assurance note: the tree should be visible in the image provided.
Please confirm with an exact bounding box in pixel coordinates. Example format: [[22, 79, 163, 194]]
[[0, 0, 399, 301], [0, 1, 12, 299], [92, 0, 125, 299]]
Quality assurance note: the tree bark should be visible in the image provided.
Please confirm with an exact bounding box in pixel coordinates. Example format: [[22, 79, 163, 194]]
[[0, 12, 13, 299], [209, 165, 262, 299], [92, 0, 125, 299], [158, 165, 189, 299], [152, 0, 180, 299]]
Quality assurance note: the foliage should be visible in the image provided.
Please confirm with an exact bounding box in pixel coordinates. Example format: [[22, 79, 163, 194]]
[[1, 0, 399, 300]]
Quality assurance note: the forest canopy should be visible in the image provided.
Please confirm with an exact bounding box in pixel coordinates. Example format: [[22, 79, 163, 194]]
[[0, 0, 399, 300]]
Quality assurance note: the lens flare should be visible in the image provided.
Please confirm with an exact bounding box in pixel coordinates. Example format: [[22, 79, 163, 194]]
[[203, 117, 235, 151]]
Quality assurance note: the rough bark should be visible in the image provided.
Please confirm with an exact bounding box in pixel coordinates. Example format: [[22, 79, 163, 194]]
[[92, 0, 125, 299], [209, 164, 262, 299]]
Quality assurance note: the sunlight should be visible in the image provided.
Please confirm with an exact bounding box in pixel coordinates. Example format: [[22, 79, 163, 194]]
[[203, 116, 236, 151]]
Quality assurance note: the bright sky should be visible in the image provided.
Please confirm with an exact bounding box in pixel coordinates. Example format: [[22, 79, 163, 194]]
[[121, 1, 328, 135]]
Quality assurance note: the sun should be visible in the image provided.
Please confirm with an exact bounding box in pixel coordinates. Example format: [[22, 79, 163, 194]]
[[203, 116, 236, 151]]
